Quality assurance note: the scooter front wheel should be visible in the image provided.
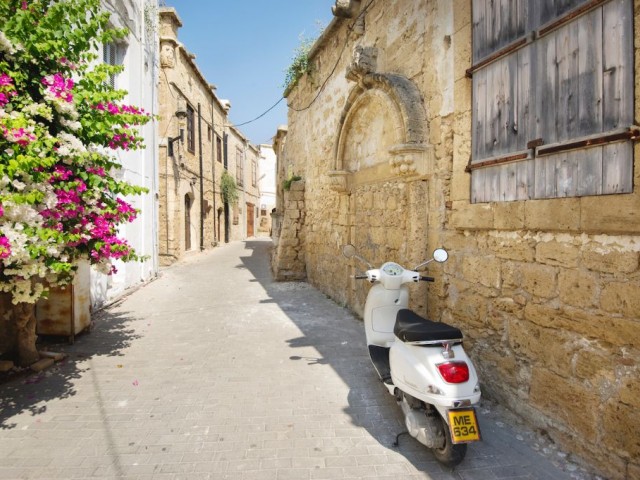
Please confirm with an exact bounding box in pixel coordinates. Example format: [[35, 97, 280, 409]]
[[432, 415, 467, 468]]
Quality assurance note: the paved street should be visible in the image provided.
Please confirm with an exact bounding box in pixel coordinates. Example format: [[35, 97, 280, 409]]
[[0, 239, 597, 480]]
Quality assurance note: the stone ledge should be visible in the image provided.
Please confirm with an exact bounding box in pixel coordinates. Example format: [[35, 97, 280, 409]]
[[449, 193, 640, 234]]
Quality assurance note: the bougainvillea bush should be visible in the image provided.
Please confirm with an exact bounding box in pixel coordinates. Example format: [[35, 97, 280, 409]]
[[0, 0, 151, 364]]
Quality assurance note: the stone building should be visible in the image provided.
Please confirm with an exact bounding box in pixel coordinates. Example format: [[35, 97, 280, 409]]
[[158, 7, 259, 263], [221, 125, 261, 241], [274, 1, 640, 478]]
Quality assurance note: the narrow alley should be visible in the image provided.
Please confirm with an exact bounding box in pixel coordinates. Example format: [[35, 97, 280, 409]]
[[0, 240, 596, 480]]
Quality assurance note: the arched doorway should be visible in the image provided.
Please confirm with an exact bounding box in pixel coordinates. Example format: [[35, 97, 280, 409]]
[[330, 57, 432, 315], [184, 194, 192, 251]]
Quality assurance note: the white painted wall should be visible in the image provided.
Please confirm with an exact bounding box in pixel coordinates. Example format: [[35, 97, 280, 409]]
[[258, 144, 276, 213], [91, 0, 160, 307]]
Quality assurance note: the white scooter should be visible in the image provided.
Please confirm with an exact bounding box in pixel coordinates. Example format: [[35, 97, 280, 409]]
[[342, 245, 482, 467]]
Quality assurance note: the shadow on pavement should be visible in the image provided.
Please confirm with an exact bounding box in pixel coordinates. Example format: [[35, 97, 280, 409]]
[[239, 239, 449, 475], [0, 309, 140, 430]]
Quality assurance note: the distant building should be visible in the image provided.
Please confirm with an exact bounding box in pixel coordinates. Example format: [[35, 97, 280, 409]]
[[158, 7, 259, 264], [257, 144, 276, 235], [225, 126, 261, 241]]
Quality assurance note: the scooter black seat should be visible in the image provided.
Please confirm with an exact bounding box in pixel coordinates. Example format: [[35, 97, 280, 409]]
[[394, 309, 463, 343]]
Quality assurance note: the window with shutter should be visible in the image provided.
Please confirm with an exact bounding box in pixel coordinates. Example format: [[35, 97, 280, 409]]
[[216, 135, 222, 163], [252, 159, 257, 187], [186, 105, 195, 153], [236, 147, 244, 187], [469, 0, 635, 202], [103, 42, 122, 89]]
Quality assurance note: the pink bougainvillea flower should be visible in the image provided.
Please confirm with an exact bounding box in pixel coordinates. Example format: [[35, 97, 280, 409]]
[[0, 73, 13, 86], [42, 73, 74, 103], [86, 166, 106, 176], [0, 236, 11, 259], [21, 1, 28, 10], [2, 126, 37, 146], [59, 57, 77, 70], [0, 73, 17, 107]]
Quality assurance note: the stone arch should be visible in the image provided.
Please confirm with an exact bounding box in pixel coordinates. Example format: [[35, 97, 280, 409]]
[[329, 72, 431, 193]]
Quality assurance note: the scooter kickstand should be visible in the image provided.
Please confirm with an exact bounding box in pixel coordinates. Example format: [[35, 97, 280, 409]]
[[392, 431, 409, 447]]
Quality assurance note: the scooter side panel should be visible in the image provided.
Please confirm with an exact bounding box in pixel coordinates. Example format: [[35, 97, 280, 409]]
[[390, 341, 481, 407], [364, 285, 408, 347]]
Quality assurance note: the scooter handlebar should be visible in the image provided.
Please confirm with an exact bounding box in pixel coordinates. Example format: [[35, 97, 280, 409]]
[[420, 276, 435, 282], [354, 274, 368, 280]]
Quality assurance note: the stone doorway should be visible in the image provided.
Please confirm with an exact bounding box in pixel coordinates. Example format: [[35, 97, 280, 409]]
[[329, 50, 433, 316], [184, 194, 192, 251], [246, 203, 255, 237]]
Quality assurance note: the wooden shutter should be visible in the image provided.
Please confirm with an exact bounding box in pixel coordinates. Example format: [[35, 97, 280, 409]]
[[470, 0, 634, 203], [103, 43, 117, 88]]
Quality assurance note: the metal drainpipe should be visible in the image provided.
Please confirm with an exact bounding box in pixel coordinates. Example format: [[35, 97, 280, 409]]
[[198, 103, 204, 251]]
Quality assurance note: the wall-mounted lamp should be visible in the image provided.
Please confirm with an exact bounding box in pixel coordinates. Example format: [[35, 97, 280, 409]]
[[168, 97, 188, 157], [167, 129, 183, 157]]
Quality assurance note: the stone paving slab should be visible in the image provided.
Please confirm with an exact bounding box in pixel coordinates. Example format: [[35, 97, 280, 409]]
[[0, 239, 599, 480]]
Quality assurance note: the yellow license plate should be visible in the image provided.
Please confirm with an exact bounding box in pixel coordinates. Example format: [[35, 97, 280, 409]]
[[447, 408, 481, 444]]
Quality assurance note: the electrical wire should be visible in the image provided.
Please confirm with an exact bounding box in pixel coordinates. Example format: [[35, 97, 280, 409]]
[[232, 0, 376, 123], [287, 0, 375, 112], [233, 97, 285, 127]]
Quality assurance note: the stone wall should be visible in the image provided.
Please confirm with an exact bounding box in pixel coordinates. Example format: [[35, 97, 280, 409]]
[[271, 180, 306, 281], [277, 1, 640, 478]]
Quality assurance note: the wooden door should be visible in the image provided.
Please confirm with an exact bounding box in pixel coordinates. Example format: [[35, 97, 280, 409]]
[[246, 203, 255, 237], [184, 194, 191, 251]]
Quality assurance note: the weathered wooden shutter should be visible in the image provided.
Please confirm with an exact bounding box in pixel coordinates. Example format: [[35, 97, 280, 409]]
[[470, 0, 634, 203]]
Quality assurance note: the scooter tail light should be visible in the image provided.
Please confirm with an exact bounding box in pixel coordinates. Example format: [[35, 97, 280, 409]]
[[437, 361, 470, 384]]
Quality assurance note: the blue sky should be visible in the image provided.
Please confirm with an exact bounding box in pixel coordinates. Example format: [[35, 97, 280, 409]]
[[161, 1, 334, 146]]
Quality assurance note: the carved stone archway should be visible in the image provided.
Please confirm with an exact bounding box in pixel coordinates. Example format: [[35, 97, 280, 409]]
[[328, 46, 432, 193]]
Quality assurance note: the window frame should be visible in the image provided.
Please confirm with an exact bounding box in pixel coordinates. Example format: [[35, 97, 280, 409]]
[[236, 147, 244, 187], [251, 159, 257, 187], [186, 104, 195, 153], [216, 135, 222, 163], [103, 41, 125, 89]]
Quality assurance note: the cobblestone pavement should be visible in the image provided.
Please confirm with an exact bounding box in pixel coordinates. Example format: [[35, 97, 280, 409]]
[[0, 239, 600, 480]]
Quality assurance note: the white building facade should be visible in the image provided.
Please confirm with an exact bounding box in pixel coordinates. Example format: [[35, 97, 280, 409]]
[[257, 144, 276, 235], [92, 0, 160, 306]]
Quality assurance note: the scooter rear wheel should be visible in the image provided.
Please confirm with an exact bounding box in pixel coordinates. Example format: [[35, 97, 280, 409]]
[[432, 416, 467, 468]]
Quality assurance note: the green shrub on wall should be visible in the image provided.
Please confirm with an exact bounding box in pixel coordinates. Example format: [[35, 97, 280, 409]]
[[220, 170, 239, 205], [283, 175, 302, 191]]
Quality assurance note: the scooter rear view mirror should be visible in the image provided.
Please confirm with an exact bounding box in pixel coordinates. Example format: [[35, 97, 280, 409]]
[[433, 248, 448, 263], [342, 244, 356, 259], [342, 244, 373, 269]]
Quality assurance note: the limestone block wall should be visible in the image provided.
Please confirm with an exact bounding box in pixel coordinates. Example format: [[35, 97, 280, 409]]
[[279, 1, 640, 478], [283, 0, 440, 314], [272, 181, 306, 281], [444, 3, 640, 478]]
